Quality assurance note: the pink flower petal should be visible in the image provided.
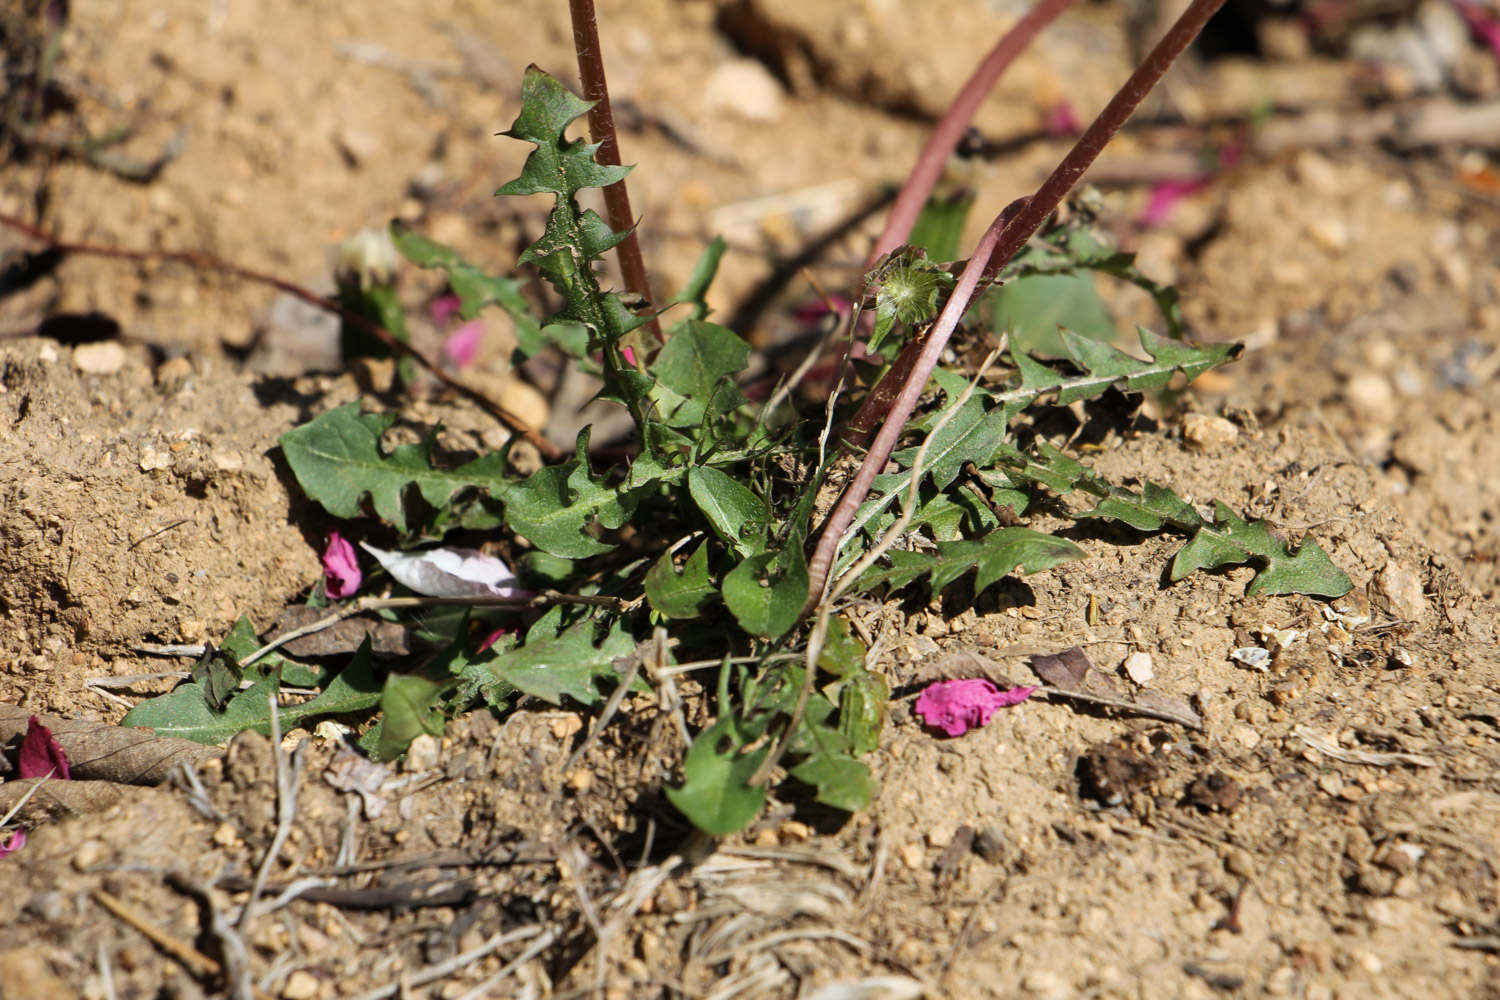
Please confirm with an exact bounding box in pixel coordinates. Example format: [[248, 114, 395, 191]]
[[322, 532, 362, 600], [622, 346, 637, 366], [1140, 177, 1208, 227], [442, 320, 484, 370], [429, 293, 462, 328], [914, 679, 1035, 737], [1044, 100, 1080, 137], [18, 715, 69, 781], [478, 626, 514, 652], [0, 830, 26, 858]]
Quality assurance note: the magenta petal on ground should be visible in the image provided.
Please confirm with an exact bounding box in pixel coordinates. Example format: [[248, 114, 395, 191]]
[[18, 715, 70, 780], [914, 679, 1036, 737], [1140, 177, 1207, 227], [0, 830, 26, 858], [442, 319, 484, 369], [429, 293, 462, 328], [322, 532, 362, 599]]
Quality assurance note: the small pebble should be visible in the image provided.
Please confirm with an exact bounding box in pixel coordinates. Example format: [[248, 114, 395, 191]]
[[403, 734, 441, 772], [702, 58, 785, 122], [1378, 561, 1427, 621], [1122, 651, 1154, 685], [73, 341, 127, 375], [1344, 373, 1393, 414], [281, 969, 321, 1000], [1182, 413, 1238, 452]]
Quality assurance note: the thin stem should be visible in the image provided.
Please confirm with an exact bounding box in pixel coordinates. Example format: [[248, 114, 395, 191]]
[[866, 0, 1077, 269], [569, 0, 664, 344], [804, 0, 1226, 607], [0, 213, 563, 462], [981, 0, 1227, 276], [804, 212, 1012, 610]]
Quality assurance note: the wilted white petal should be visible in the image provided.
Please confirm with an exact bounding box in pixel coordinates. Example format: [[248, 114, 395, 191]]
[[359, 543, 520, 598]]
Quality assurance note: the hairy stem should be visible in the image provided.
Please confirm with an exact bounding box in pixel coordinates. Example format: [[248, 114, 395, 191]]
[[568, 0, 663, 344], [805, 0, 1227, 607], [866, 0, 1077, 269]]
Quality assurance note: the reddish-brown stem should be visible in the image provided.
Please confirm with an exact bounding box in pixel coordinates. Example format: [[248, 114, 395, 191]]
[[866, 0, 1077, 269], [0, 212, 564, 462], [804, 212, 1012, 612], [981, 0, 1227, 277], [568, 0, 664, 345], [805, 0, 1227, 608]]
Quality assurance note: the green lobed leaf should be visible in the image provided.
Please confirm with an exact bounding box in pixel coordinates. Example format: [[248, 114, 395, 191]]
[[839, 669, 888, 756], [505, 430, 664, 558], [120, 674, 284, 745], [374, 672, 450, 761], [644, 543, 717, 619], [856, 527, 1083, 595], [666, 714, 770, 836], [722, 545, 809, 640], [388, 220, 542, 355], [688, 465, 768, 557], [280, 403, 511, 533], [495, 67, 633, 199], [650, 320, 750, 428], [475, 616, 637, 706], [1172, 502, 1352, 598], [996, 443, 1350, 597]]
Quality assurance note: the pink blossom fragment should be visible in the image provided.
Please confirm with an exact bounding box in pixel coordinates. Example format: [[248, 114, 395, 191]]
[[622, 346, 636, 366], [442, 320, 484, 370], [429, 293, 462, 328], [914, 679, 1036, 737], [18, 715, 70, 781], [322, 532, 362, 599], [1043, 100, 1080, 136], [1140, 177, 1208, 227], [0, 830, 26, 858], [1453, 1, 1500, 65]]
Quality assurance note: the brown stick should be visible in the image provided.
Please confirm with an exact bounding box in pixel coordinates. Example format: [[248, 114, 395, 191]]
[[569, 0, 664, 345], [0, 212, 563, 462]]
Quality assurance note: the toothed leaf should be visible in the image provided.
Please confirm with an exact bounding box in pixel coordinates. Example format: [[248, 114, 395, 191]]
[[279, 403, 511, 533]]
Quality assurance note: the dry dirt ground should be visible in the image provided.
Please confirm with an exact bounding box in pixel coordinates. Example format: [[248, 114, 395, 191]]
[[2, 1, 1500, 998]]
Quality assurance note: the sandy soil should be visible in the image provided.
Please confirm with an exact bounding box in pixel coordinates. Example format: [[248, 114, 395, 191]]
[[2, 1, 1498, 998]]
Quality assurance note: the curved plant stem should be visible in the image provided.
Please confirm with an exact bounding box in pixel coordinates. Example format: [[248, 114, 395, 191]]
[[0, 213, 564, 461], [866, 0, 1078, 269], [805, 0, 1227, 608], [569, 0, 664, 344]]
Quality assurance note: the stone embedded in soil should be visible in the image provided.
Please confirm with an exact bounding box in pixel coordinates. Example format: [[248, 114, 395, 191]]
[[1345, 372, 1395, 413], [71, 341, 127, 375], [1378, 560, 1428, 621], [702, 58, 785, 122], [1182, 413, 1239, 452]]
